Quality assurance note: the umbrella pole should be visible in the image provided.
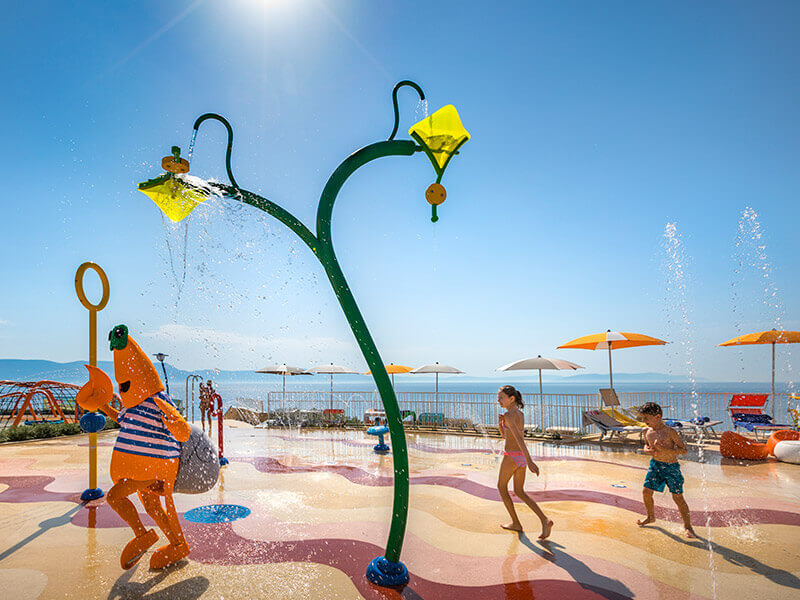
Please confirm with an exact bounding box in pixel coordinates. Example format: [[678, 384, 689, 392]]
[[435, 373, 439, 413], [539, 369, 544, 432], [283, 374, 286, 404], [772, 342, 776, 418], [608, 343, 613, 390]]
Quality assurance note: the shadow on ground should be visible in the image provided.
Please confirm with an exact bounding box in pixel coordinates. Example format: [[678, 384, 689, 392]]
[[107, 562, 209, 600], [651, 525, 800, 590]]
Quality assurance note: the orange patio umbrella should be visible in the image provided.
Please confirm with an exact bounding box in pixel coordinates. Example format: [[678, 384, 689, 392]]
[[364, 363, 413, 390], [718, 329, 800, 416], [557, 330, 667, 390]]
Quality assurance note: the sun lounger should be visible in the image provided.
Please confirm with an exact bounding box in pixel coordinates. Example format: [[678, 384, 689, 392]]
[[600, 388, 721, 439], [602, 406, 646, 427], [732, 414, 792, 439], [729, 394, 791, 440], [663, 416, 722, 439], [582, 410, 645, 442], [599, 388, 646, 425]]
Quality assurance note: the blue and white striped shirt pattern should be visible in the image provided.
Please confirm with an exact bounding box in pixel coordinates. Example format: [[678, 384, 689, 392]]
[[113, 391, 181, 460]]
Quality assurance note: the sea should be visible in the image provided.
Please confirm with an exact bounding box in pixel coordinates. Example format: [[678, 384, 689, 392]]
[[184, 378, 796, 412]]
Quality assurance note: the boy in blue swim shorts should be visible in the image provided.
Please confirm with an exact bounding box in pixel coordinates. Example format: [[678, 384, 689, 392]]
[[636, 402, 696, 538]]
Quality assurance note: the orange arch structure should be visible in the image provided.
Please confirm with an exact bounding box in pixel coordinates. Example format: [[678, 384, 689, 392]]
[[1, 380, 87, 429]]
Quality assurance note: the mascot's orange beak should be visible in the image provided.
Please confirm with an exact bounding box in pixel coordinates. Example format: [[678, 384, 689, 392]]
[[76, 364, 114, 412], [109, 324, 165, 409]]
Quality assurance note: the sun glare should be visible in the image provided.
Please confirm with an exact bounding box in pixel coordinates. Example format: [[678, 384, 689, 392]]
[[221, 0, 309, 35]]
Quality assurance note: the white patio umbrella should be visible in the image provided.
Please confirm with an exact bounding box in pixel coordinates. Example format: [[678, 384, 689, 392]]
[[305, 363, 360, 410], [255, 364, 311, 410], [497, 355, 584, 396], [498, 355, 584, 429], [410, 362, 465, 409]]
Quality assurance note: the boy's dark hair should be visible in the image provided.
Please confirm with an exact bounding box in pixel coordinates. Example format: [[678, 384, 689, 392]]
[[639, 402, 662, 417]]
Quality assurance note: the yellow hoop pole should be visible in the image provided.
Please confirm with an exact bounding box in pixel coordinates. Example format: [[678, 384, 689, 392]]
[[75, 262, 110, 495]]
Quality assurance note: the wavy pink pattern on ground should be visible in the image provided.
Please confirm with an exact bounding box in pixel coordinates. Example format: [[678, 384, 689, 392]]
[[63, 499, 699, 598], [233, 458, 800, 527], [186, 520, 695, 600], [0, 476, 81, 503], [2, 452, 798, 527], [64, 504, 675, 598], [3, 468, 799, 529], [0, 476, 769, 598], [227, 506, 710, 595]]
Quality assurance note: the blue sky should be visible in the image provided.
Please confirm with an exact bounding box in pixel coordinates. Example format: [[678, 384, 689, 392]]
[[1, 1, 798, 383]]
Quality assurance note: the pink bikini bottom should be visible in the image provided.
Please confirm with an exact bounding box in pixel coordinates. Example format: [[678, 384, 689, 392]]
[[503, 451, 526, 468]]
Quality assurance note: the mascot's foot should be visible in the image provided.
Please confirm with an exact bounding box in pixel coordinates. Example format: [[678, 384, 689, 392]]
[[149, 542, 190, 570], [120, 529, 158, 570]]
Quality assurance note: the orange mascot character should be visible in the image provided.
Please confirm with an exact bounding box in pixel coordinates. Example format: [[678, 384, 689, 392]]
[[76, 324, 191, 570]]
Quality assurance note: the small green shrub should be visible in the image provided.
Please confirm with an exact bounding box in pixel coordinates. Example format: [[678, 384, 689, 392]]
[[1, 420, 100, 443], [5, 427, 32, 442], [31, 423, 57, 438]]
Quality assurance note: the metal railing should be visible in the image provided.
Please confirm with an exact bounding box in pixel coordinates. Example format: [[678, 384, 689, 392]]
[[616, 391, 794, 429], [234, 389, 799, 435], [257, 390, 599, 434]]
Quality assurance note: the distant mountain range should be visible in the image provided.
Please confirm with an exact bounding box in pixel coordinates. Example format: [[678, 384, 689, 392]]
[[0, 359, 708, 384], [0, 359, 222, 385]]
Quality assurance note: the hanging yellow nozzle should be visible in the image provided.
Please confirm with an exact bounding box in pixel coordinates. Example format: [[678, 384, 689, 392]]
[[409, 105, 470, 222], [137, 146, 210, 222]]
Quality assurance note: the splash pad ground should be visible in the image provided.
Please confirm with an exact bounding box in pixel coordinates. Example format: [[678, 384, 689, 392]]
[[0, 422, 798, 599]]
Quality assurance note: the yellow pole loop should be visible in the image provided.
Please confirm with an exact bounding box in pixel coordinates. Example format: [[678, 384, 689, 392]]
[[74, 262, 110, 367], [75, 262, 110, 493]]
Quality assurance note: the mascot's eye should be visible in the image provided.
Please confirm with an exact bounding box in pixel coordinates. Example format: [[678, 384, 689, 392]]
[[109, 324, 129, 351]]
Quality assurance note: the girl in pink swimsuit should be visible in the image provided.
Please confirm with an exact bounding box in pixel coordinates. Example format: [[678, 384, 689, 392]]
[[497, 385, 553, 539]]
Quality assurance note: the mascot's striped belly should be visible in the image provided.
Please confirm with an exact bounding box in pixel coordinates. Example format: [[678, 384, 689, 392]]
[[114, 392, 181, 459]]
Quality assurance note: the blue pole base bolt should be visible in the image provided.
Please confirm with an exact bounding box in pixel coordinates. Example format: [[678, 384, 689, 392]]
[[81, 488, 104, 501], [219, 456, 230, 466], [366, 556, 409, 586], [373, 443, 390, 454]]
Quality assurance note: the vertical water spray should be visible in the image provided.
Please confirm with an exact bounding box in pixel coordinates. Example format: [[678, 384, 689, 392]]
[[186, 128, 198, 163], [662, 223, 698, 412], [732, 207, 795, 403], [662, 222, 717, 598], [415, 98, 429, 121], [160, 213, 190, 312]]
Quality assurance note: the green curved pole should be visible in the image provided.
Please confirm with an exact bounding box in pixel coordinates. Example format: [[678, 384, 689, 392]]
[[388, 80, 425, 141], [317, 141, 417, 563], [193, 113, 239, 188], [196, 121, 419, 565]]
